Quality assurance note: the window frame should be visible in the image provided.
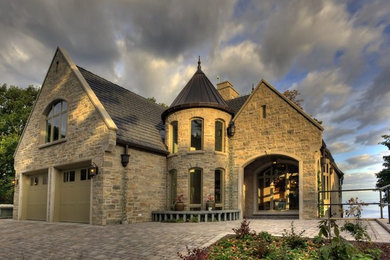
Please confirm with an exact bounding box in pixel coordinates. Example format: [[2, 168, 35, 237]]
[[188, 168, 203, 209], [190, 118, 203, 151], [214, 120, 225, 152], [45, 100, 68, 143], [168, 169, 177, 210], [214, 168, 224, 207], [170, 121, 178, 154]]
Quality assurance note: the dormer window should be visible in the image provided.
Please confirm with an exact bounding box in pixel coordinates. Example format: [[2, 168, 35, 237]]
[[45, 100, 67, 143], [190, 118, 203, 151]]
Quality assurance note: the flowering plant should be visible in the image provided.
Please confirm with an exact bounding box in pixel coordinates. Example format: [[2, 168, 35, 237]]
[[207, 194, 214, 202], [176, 194, 184, 203]]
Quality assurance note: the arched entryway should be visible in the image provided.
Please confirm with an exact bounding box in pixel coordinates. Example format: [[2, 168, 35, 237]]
[[243, 154, 300, 218]]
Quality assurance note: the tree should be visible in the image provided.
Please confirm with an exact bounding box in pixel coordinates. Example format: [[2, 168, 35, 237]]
[[283, 89, 303, 109], [376, 133, 390, 200], [0, 84, 39, 203], [147, 97, 168, 109]]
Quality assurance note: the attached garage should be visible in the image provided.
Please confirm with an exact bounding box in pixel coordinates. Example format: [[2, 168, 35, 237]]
[[59, 168, 91, 223], [26, 172, 48, 221]]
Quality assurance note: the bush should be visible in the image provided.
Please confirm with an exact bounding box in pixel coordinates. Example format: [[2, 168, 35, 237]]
[[341, 222, 370, 242], [232, 217, 254, 238], [282, 222, 307, 249]]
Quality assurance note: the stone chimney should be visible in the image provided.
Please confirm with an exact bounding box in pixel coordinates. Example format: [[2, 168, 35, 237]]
[[217, 81, 239, 101]]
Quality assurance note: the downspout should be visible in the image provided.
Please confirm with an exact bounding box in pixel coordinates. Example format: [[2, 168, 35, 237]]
[[120, 145, 129, 224]]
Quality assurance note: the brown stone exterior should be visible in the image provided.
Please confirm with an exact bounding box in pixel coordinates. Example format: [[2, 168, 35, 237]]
[[13, 48, 166, 225], [231, 80, 324, 219], [216, 81, 239, 100], [165, 108, 232, 210], [14, 48, 342, 224]]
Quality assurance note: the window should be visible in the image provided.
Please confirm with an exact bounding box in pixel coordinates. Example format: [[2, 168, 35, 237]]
[[189, 168, 202, 205], [261, 105, 267, 118], [63, 171, 75, 183], [215, 169, 223, 204], [42, 175, 48, 185], [168, 170, 177, 209], [215, 120, 224, 152], [171, 121, 178, 153], [190, 119, 203, 151], [46, 100, 67, 143], [30, 176, 39, 186]]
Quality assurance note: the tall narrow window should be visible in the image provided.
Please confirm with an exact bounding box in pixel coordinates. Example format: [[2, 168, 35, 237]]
[[189, 168, 202, 205], [190, 119, 203, 151], [261, 105, 267, 118], [215, 169, 223, 204], [168, 170, 177, 209], [215, 120, 224, 152], [46, 100, 67, 143], [171, 121, 178, 153]]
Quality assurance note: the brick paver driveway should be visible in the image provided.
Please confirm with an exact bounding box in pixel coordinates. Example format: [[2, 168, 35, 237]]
[[1, 219, 389, 259]]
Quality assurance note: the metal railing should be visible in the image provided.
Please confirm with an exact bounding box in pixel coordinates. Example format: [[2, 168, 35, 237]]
[[318, 184, 390, 224]]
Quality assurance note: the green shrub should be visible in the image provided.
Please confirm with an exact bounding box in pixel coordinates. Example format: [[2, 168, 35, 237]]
[[281, 222, 307, 249]]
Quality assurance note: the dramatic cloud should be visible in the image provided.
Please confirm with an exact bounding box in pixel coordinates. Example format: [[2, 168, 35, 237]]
[[328, 142, 355, 154], [355, 128, 389, 146], [1, 0, 389, 194]]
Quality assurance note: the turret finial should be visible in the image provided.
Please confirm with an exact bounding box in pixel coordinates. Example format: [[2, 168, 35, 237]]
[[197, 56, 201, 70]]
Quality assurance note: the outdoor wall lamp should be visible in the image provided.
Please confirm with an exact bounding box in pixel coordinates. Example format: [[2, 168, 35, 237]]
[[88, 162, 99, 177], [227, 121, 236, 137], [121, 145, 130, 167]]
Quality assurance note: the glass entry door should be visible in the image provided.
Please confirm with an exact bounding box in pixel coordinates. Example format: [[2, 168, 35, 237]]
[[257, 164, 299, 212]]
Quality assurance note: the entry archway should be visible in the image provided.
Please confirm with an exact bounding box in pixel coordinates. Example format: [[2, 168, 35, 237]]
[[243, 154, 300, 218]]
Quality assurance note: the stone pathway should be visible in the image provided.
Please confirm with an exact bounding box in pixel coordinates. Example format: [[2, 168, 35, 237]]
[[0, 219, 389, 259]]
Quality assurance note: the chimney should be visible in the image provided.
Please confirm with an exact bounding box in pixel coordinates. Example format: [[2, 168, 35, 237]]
[[217, 81, 239, 101]]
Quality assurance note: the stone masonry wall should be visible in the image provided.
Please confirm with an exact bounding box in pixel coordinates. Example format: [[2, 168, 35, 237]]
[[232, 82, 323, 219], [166, 108, 232, 210], [13, 49, 116, 224], [102, 145, 167, 224]]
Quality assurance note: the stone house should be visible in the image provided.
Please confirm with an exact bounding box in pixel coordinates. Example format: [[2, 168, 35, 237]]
[[13, 47, 343, 225]]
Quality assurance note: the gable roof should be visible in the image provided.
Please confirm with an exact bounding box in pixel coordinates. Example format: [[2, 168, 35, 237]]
[[77, 66, 168, 155], [161, 60, 232, 120], [233, 79, 324, 131]]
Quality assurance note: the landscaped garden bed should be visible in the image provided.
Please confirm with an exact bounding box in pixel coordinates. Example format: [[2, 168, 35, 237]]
[[178, 219, 390, 260]]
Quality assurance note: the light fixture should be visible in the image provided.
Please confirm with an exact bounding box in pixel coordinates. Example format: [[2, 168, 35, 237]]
[[227, 121, 236, 137], [121, 145, 130, 167], [88, 162, 99, 177]]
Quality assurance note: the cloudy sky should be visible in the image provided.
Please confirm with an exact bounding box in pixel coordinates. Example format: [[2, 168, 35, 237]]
[[1, 0, 389, 203]]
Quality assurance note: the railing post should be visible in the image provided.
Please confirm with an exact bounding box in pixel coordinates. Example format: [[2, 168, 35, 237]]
[[379, 190, 383, 219], [329, 190, 332, 218], [387, 188, 390, 224]]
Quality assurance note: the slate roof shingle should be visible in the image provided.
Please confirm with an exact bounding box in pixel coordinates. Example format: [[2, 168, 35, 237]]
[[226, 94, 250, 115], [77, 66, 168, 155]]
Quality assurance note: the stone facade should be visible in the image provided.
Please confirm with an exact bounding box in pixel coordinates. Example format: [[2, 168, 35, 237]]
[[14, 48, 343, 224], [165, 108, 231, 210], [230, 81, 324, 219]]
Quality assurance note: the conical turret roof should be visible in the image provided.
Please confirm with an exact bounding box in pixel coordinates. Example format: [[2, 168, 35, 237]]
[[162, 58, 232, 120]]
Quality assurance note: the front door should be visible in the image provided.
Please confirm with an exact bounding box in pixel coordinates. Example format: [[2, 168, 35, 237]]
[[257, 163, 299, 213]]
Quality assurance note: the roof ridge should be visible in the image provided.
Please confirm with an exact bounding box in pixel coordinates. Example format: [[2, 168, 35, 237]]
[[76, 65, 165, 110]]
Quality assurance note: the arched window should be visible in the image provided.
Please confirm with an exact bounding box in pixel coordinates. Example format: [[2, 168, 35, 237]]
[[46, 100, 67, 143], [171, 121, 178, 153], [190, 118, 203, 151], [215, 120, 224, 152], [168, 170, 177, 209], [215, 169, 224, 205], [189, 168, 202, 208]]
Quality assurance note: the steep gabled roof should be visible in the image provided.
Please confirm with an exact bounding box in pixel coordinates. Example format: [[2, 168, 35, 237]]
[[226, 95, 250, 114], [77, 66, 168, 155], [162, 60, 232, 120]]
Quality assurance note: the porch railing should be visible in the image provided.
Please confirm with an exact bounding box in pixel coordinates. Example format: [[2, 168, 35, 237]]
[[318, 184, 390, 224]]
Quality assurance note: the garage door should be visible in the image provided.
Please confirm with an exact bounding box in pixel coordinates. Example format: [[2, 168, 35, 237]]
[[60, 168, 91, 223], [26, 173, 48, 221]]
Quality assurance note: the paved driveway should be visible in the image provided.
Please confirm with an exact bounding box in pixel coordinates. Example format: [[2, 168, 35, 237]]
[[1, 219, 389, 259]]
